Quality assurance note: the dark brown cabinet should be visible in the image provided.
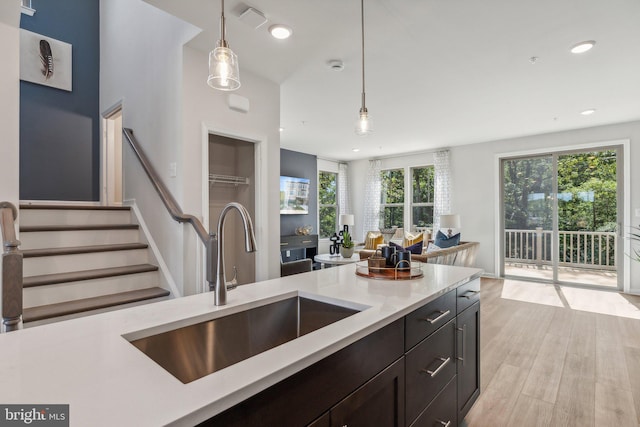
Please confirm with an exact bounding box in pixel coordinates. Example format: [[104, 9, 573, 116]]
[[203, 279, 481, 427], [330, 357, 405, 427], [456, 300, 480, 421], [405, 319, 456, 423]]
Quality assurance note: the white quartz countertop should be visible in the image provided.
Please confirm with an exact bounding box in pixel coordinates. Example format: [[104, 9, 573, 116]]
[[0, 263, 482, 426]]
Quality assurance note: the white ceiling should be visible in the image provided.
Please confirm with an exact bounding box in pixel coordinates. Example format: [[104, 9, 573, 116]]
[[146, 0, 640, 161]]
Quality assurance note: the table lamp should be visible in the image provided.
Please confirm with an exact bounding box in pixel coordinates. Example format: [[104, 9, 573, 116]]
[[340, 214, 355, 234], [439, 214, 461, 238]]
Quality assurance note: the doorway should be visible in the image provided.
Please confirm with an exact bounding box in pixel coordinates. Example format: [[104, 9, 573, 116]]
[[101, 105, 123, 206], [208, 134, 256, 286], [500, 146, 623, 290]]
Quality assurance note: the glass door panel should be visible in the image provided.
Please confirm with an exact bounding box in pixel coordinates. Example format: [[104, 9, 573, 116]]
[[502, 156, 554, 281], [501, 147, 621, 289], [556, 150, 618, 287]]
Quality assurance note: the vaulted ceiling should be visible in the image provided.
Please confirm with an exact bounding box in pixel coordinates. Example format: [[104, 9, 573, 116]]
[[146, 0, 640, 160]]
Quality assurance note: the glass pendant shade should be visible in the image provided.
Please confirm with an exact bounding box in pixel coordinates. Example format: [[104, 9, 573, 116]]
[[207, 46, 241, 91], [355, 108, 373, 136]]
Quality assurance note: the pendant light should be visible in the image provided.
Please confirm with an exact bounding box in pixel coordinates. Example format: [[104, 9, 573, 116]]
[[355, 0, 372, 136], [207, 0, 241, 91]]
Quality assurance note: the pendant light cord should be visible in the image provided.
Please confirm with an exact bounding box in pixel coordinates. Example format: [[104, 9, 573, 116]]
[[360, 0, 366, 110], [219, 0, 227, 47]]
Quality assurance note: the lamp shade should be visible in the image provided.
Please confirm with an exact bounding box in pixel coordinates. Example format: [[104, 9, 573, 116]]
[[439, 214, 461, 229], [340, 214, 355, 226]]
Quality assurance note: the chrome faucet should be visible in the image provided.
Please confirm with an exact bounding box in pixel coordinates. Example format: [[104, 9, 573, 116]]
[[214, 202, 257, 306]]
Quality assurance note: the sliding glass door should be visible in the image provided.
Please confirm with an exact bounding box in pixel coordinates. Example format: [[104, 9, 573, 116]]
[[501, 147, 622, 289]]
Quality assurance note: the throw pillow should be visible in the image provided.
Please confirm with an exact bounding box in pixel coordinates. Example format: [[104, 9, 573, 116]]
[[426, 242, 441, 253], [390, 240, 423, 255], [403, 231, 423, 247], [434, 230, 460, 248], [364, 231, 384, 250], [391, 227, 404, 239]]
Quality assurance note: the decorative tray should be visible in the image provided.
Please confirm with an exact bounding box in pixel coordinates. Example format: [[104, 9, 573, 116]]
[[355, 261, 423, 280]]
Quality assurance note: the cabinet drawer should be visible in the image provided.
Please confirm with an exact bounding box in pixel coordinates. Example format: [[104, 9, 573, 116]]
[[405, 319, 456, 424], [410, 375, 456, 427], [456, 278, 480, 314], [405, 290, 456, 351], [280, 235, 318, 249]]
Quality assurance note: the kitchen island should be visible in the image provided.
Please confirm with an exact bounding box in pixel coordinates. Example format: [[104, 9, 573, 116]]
[[0, 263, 482, 426]]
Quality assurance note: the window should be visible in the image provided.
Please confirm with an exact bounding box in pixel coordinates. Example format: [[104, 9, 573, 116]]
[[319, 171, 338, 238], [380, 169, 404, 228], [411, 166, 435, 228]]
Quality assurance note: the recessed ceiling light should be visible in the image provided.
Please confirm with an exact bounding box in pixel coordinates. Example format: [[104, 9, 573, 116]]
[[570, 40, 596, 54], [352, 148, 360, 152], [269, 25, 293, 40], [279, 127, 284, 132], [581, 109, 596, 116]]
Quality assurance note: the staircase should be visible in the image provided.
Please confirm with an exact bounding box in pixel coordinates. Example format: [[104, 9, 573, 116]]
[[19, 204, 170, 326]]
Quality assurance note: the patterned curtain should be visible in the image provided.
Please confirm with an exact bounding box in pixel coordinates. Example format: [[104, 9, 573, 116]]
[[434, 150, 451, 233], [338, 163, 351, 217], [362, 160, 381, 242]]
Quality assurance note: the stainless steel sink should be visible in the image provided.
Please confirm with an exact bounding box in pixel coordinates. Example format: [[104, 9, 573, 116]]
[[128, 296, 362, 383]]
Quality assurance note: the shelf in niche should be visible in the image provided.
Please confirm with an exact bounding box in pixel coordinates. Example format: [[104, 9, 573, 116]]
[[209, 174, 250, 186]]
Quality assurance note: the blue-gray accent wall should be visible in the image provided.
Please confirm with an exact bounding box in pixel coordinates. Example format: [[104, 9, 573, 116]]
[[20, 0, 100, 201], [280, 149, 318, 236]]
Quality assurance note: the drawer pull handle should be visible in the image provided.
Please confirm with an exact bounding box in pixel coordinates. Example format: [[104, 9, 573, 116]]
[[424, 309, 450, 324], [302, 240, 312, 243], [461, 290, 480, 299], [436, 420, 451, 427], [421, 356, 450, 377], [280, 242, 289, 246], [457, 325, 466, 366]]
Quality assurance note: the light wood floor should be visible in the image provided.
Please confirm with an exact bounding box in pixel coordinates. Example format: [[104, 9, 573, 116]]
[[464, 277, 640, 427]]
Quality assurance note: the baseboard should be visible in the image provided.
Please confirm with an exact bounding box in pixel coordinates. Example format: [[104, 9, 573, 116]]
[[20, 200, 103, 207]]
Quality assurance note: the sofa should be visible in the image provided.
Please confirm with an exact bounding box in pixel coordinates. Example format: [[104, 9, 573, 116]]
[[359, 241, 479, 268]]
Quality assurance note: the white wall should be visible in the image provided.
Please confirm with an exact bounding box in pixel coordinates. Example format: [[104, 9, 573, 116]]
[[450, 120, 640, 293], [0, 2, 20, 318], [0, 3, 20, 208], [181, 46, 280, 295], [100, 0, 200, 296], [348, 122, 640, 293]]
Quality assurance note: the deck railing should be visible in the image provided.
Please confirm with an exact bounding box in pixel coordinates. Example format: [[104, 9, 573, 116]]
[[505, 228, 616, 270]]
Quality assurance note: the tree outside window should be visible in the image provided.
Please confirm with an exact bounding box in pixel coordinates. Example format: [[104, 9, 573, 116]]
[[411, 166, 435, 228], [319, 171, 338, 238], [380, 169, 404, 228]]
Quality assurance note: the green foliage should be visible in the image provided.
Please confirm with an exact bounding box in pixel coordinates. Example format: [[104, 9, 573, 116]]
[[319, 172, 336, 205], [412, 167, 434, 203], [342, 231, 354, 248], [319, 172, 337, 238], [503, 150, 617, 232], [381, 169, 404, 204], [380, 169, 405, 228]]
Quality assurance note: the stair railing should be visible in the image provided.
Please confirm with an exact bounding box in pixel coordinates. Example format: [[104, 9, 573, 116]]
[[1, 202, 23, 333], [122, 128, 217, 293]]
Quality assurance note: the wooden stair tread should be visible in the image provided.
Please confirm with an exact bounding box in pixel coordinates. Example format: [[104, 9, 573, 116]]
[[20, 204, 130, 211], [23, 264, 159, 288], [23, 287, 170, 323], [20, 224, 139, 232], [22, 243, 148, 258]]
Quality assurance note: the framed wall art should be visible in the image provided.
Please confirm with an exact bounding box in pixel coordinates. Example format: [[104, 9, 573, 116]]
[[20, 29, 72, 92]]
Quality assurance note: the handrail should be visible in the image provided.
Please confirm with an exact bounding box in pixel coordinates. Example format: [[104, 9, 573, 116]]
[[1, 201, 23, 333], [122, 128, 217, 291]]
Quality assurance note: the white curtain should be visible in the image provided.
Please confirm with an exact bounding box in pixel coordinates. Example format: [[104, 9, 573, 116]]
[[362, 160, 381, 241], [434, 150, 451, 233], [338, 163, 351, 216]]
